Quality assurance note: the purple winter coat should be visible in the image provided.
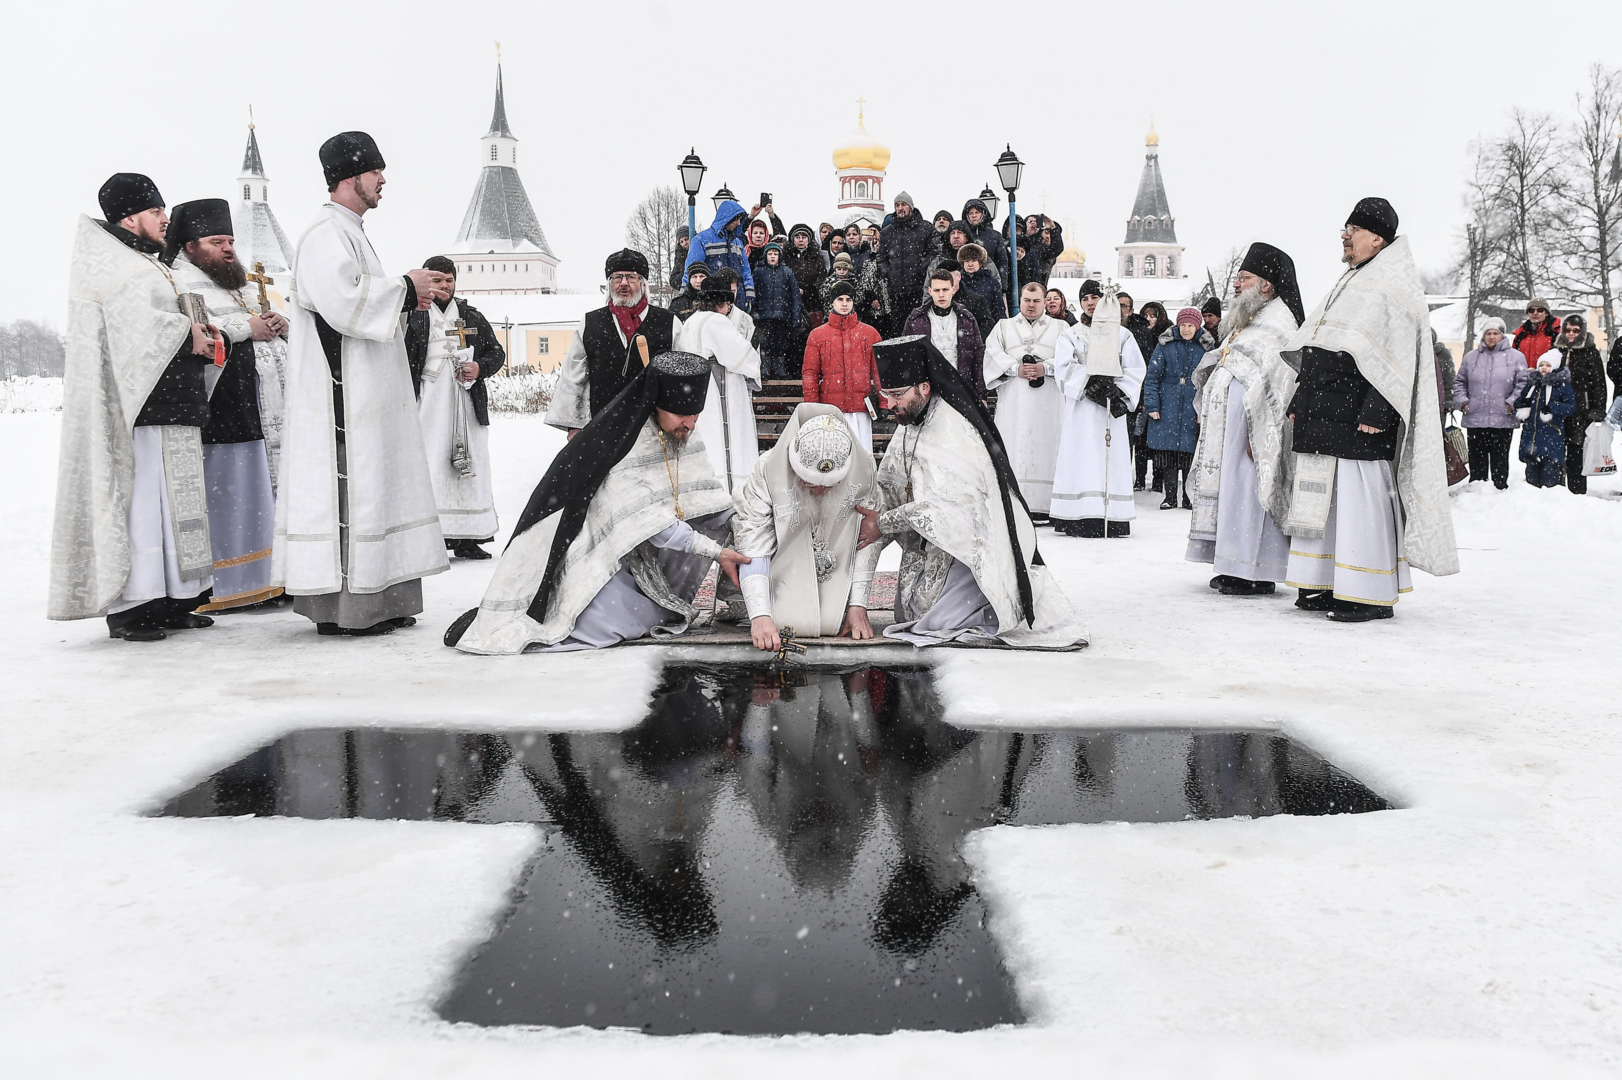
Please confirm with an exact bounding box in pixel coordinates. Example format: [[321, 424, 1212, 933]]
[[902, 303, 986, 394], [1453, 338, 1527, 428]]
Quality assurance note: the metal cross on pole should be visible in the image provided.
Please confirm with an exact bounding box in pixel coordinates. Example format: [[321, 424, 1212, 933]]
[[245, 262, 274, 314]]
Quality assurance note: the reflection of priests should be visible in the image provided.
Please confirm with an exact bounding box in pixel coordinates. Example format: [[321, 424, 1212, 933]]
[[1049, 279, 1146, 538], [1185, 242, 1303, 595], [274, 131, 450, 637], [675, 276, 761, 493], [869, 336, 1087, 648], [731, 404, 883, 651], [449, 351, 750, 654], [405, 255, 505, 559]]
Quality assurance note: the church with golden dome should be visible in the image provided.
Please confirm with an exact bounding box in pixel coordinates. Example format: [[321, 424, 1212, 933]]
[[832, 101, 890, 221]]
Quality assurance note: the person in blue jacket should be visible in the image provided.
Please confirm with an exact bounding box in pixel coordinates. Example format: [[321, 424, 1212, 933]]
[[1514, 349, 1577, 488], [752, 242, 804, 377], [684, 199, 756, 311], [1144, 307, 1212, 509]]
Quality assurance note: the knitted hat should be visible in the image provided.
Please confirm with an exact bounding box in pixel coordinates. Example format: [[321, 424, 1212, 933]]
[[685, 262, 709, 284], [1202, 296, 1222, 318], [1176, 307, 1202, 326], [894, 191, 914, 208], [1478, 317, 1507, 344]]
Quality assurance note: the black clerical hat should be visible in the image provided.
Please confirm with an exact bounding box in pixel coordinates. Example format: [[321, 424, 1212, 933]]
[[168, 199, 234, 244], [604, 249, 650, 279], [650, 351, 710, 415], [1238, 241, 1305, 325], [873, 335, 934, 389], [98, 172, 164, 223], [319, 131, 386, 189], [1346, 196, 1398, 244]]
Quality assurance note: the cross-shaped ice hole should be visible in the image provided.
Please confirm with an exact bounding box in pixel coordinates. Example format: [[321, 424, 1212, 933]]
[[158, 663, 1387, 1035]]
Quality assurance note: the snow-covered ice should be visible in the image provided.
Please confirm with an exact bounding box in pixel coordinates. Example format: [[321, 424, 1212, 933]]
[[2, 411, 1620, 1078]]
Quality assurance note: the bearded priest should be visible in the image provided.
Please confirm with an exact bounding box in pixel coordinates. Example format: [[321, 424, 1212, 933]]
[[447, 351, 750, 655], [50, 174, 223, 640], [869, 336, 1086, 648], [274, 131, 451, 637], [731, 405, 884, 652], [1049, 279, 1147, 538], [164, 199, 287, 612], [1280, 198, 1459, 622], [1184, 242, 1303, 596], [983, 280, 1066, 520], [405, 255, 505, 560], [546, 250, 678, 433]]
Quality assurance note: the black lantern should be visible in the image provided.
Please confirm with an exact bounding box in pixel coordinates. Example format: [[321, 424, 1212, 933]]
[[712, 183, 736, 212], [994, 145, 1024, 195], [977, 183, 1000, 223], [678, 149, 707, 199]]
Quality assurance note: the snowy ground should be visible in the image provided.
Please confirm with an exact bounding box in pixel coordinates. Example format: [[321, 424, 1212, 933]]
[[2, 412, 1620, 1078]]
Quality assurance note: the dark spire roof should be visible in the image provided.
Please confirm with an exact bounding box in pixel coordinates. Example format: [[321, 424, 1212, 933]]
[[486, 64, 514, 139], [455, 166, 554, 257], [1123, 131, 1175, 244], [241, 122, 265, 178]]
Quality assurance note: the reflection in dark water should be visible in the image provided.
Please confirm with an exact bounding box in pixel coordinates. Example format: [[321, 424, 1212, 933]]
[[160, 665, 1387, 1035]]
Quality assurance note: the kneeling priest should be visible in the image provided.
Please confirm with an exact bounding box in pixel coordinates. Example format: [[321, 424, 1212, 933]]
[[731, 404, 884, 652], [869, 336, 1087, 648], [448, 351, 750, 654]]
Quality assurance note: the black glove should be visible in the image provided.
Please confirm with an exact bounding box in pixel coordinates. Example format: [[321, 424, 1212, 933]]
[[1022, 353, 1045, 389], [1083, 374, 1113, 407], [1108, 383, 1130, 418]]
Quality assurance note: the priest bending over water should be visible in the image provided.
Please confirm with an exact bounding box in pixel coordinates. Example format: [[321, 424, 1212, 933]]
[[867, 336, 1087, 648], [731, 404, 884, 652], [447, 351, 750, 654]]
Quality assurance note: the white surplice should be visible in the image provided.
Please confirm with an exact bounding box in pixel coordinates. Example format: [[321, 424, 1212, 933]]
[[273, 202, 448, 595], [983, 313, 1065, 513], [676, 308, 761, 494], [1049, 323, 1145, 523], [417, 299, 497, 540]]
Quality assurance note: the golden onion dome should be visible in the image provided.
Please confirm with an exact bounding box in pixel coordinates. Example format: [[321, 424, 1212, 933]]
[[833, 116, 890, 172], [1059, 246, 1085, 263]]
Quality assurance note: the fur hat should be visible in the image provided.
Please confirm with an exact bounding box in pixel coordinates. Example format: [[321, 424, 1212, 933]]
[[958, 243, 988, 265], [789, 413, 855, 487], [603, 248, 649, 279], [832, 252, 854, 271]]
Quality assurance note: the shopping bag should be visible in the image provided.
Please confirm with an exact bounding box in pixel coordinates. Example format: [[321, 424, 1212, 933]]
[[1583, 422, 1617, 476], [1443, 417, 1469, 486]]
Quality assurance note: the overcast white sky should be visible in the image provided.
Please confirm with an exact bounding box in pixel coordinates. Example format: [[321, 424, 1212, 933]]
[[4, 0, 1619, 325]]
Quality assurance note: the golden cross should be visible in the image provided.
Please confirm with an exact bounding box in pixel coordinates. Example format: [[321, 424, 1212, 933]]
[[856, 96, 866, 124], [245, 261, 274, 313], [496, 40, 501, 63], [447, 318, 478, 349]]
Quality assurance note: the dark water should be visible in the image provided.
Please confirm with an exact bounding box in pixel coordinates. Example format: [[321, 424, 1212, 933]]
[[160, 664, 1387, 1035]]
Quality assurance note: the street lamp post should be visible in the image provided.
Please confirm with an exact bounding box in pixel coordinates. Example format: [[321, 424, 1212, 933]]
[[712, 183, 736, 214], [994, 145, 1025, 315], [978, 183, 1000, 225], [678, 149, 707, 256]]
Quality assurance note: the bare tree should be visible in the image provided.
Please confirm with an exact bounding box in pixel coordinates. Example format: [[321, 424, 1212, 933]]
[[1203, 246, 1245, 302], [1452, 142, 1512, 348], [0, 320, 66, 379], [624, 186, 687, 304], [1553, 64, 1622, 344], [1486, 109, 1567, 299]]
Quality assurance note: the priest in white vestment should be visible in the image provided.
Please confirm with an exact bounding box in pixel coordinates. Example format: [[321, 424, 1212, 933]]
[[448, 351, 750, 655], [273, 132, 450, 637], [1185, 242, 1303, 595], [676, 276, 761, 494], [983, 281, 1065, 519], [52, 175, 225, 640], [1050, 280, 1146, 538], [1280, 198, 1458, 623], [868, 336, 1086, 649], [731, 405, 884, 652], [406, 256, 504, 558], [165, 199, 286, 612]]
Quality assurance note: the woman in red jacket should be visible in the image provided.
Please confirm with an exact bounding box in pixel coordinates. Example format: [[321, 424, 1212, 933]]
[[802, 280, 882, 452]]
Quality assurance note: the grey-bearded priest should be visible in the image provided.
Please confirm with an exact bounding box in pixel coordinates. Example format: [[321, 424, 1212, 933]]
[[50, 173, 224, 641], [870, 336, 1086, 648], [448, 351, 751, 654], [164, 198, 287, 612], [1280, 198, 1458, 622], [731, 404, 884, 653], [405, 255, 505, 560], [274, 131, 451, 637], [1185, 241, 1303, 596]]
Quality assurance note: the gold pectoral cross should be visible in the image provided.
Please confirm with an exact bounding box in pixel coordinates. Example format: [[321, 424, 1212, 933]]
[[446, 318, 478, 349], [245, 261, 274, 314]]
